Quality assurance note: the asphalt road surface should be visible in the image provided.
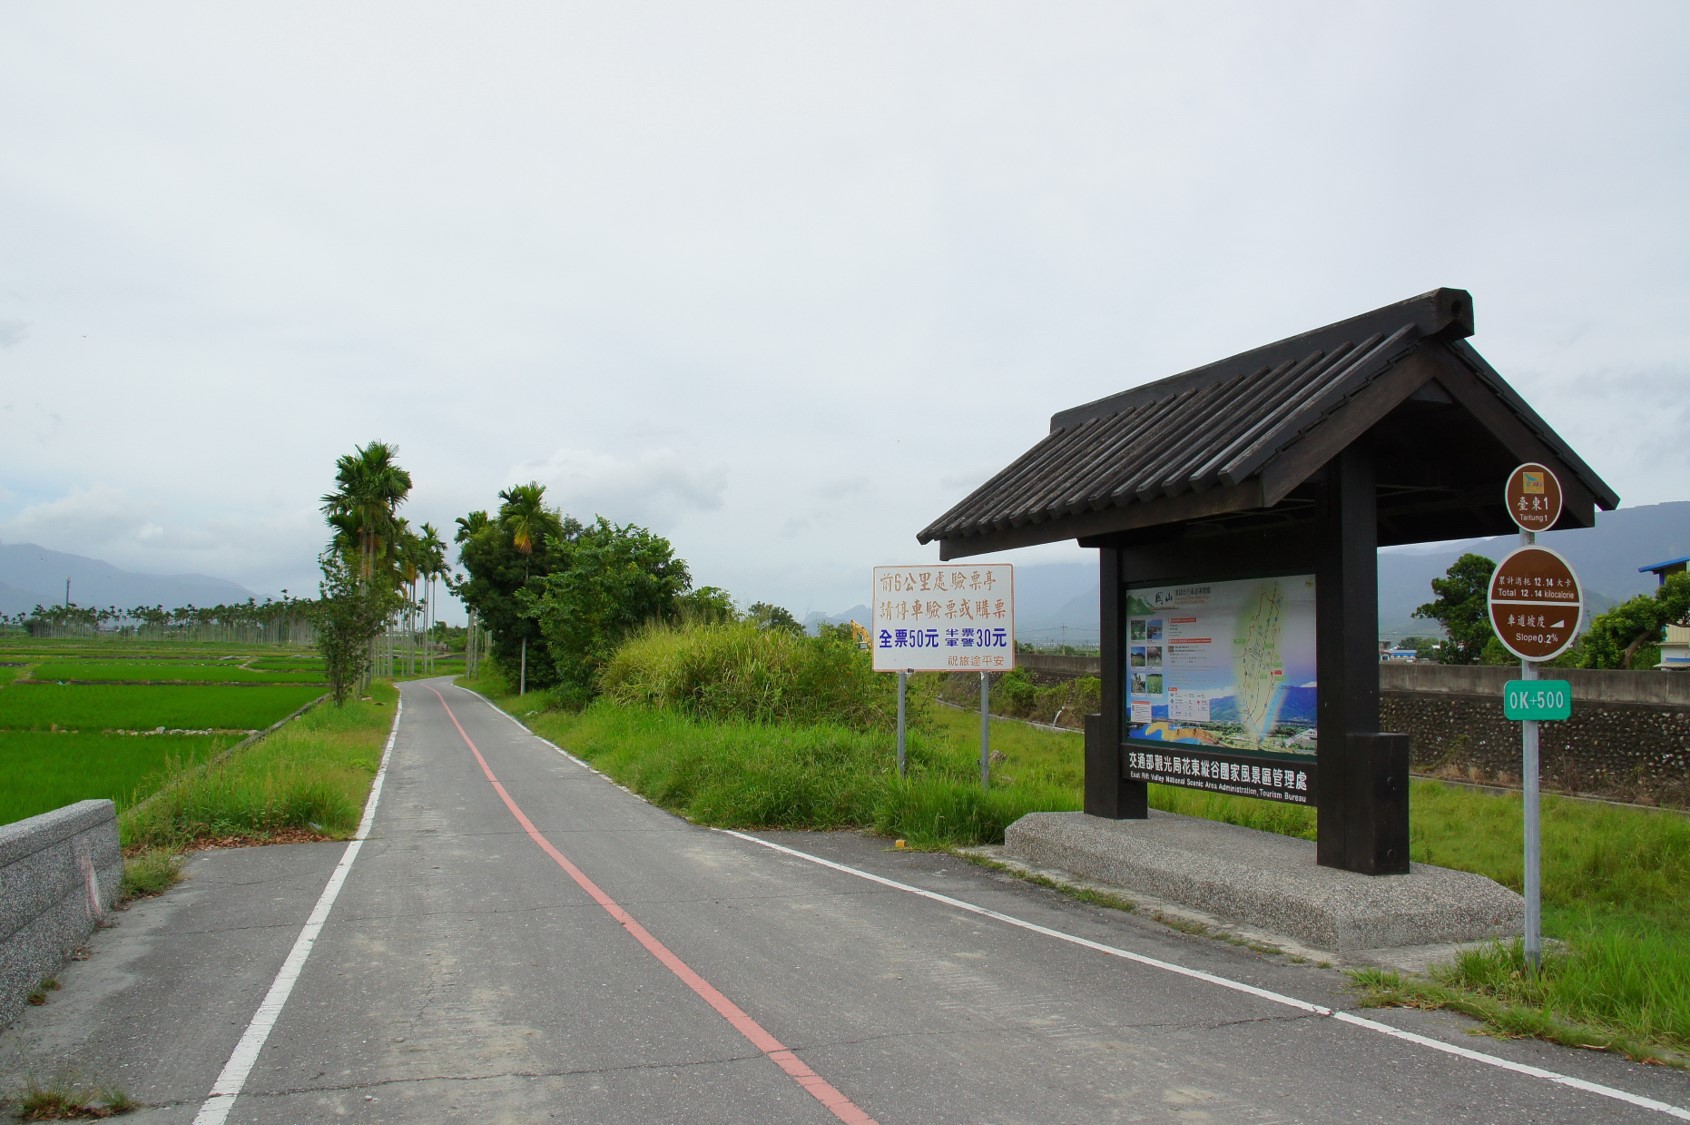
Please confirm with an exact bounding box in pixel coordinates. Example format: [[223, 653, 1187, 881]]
[[4, 677, 1688, 1123]]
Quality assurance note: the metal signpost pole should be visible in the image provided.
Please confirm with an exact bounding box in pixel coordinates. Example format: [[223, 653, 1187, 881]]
[[1496, 463, 1570, 975], [979, 671, 990, 791], [1520, 527, 1542, 973], [896, 671, 907, 779]]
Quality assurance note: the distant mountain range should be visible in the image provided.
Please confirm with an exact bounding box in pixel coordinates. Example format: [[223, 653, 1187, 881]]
[[808, 501, 1689, 644], [1376, 501, 1689, 636], [0, 543, 257, 618]]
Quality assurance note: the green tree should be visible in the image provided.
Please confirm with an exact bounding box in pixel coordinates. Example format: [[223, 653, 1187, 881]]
[[496, 482, 565, 692], [745, 601, 804, 634], [317, 441, 413, 695], [1396, 636, 1441, 661], [1575, 572, 1690, 669], [417, 522, 448, 674], [451, 485, 574, 690], [1413, 553, 1497, 664], [320, 440, 413, 583], [679, 585, 738, 624], [312, 550, 401, 705], [520, 518, 691, 701]]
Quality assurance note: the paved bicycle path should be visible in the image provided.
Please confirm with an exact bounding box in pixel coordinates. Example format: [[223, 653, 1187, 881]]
[[3, 678, 1687, 1123]]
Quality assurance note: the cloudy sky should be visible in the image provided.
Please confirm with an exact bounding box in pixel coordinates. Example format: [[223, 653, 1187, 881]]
[[2, 3, 1686, 623]]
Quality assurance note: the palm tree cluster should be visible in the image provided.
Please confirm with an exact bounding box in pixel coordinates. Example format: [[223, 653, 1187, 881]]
[[3, 595, 315, 642], [319, 441, 450, 676], [451, 482, 571, 692]]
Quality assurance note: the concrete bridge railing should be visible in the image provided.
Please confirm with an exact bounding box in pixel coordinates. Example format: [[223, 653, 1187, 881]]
[[0, 800, 122, 1027]]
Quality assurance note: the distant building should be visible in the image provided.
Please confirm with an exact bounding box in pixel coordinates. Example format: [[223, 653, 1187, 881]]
[[1638, 555, 1690, 671]]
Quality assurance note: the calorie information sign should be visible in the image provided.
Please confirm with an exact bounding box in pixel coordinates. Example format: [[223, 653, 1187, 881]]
[[1488, 545, 1582, 662]]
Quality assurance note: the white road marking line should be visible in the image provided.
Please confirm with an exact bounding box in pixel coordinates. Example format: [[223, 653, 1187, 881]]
[[457, 684, 1690, 1120], [722, 829, 1690, 1122], [191, 696, 403, 1125]]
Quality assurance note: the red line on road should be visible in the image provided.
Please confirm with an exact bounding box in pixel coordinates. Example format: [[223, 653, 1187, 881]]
[[427, 687, 877, 1125]]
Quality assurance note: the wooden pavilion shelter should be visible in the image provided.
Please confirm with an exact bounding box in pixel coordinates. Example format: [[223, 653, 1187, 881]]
[[919, 288, 1618, 873]]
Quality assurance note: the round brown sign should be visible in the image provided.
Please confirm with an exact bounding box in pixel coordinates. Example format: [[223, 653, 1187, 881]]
[[1504, 462, 1563, 533], [1488, 545, 1581, 661]]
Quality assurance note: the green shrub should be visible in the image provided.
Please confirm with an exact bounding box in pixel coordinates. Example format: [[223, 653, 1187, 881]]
[[598, 621, 917, 730], [942, 671, 1100, 728]]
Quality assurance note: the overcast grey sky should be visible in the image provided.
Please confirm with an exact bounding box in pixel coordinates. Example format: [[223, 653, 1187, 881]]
[[2, 3, 1686, 623]]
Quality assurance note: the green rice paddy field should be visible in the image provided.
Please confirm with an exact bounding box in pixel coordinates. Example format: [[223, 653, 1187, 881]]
[[0, 640, 328, 825], [28, 660, 328, 684]]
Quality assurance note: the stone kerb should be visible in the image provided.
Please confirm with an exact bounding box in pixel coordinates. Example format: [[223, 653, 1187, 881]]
[[0, 800, 122, 1028]]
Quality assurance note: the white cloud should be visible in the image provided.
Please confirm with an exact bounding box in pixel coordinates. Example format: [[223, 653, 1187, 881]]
[[1, 485, 150, 550], [507, 447, 729, 531], [0, 2, 1684, 622]]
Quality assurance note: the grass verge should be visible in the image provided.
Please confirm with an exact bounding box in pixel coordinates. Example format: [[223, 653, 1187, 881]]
[[468, 671, 1690, 1064], [470, 676, 1076, 848], [120, 682, 393, 850]]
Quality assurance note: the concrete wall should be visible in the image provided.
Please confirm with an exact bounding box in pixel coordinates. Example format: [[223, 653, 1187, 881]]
[[1017, 654, 1103, 683], [1003, 659, 1690, 804], [0, 800, 122, 1028], [1380, 665, 1690, 806]]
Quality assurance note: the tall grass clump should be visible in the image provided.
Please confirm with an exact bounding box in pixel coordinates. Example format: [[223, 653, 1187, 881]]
[[519, 702, 1076, 847], [598, 621, 916, 730], [943, 669, 1101, 729]]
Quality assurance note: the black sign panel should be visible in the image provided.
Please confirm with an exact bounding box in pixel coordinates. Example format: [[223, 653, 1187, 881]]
[[1125, 746, 1316, 805]]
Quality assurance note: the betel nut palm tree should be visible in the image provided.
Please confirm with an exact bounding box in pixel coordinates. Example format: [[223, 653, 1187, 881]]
[[418, 522, 448, 674], [320, 440, 413, 688], [321, 440, 414, 584], [496, 481, 564, 694]]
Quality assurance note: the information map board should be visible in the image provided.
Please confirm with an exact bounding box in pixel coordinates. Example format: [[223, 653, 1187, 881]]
[[1124, 574, 1319, 804]]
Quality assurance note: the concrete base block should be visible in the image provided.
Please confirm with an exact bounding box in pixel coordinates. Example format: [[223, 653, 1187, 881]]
[[1004, 810, 1522, 952]]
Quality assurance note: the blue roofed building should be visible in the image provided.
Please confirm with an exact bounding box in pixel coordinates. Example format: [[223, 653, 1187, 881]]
[[1639, 555, 1690, 671]]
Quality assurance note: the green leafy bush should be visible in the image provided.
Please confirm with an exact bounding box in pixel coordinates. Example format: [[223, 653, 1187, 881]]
[[943, 671, 1100, 728], [598, 621, 916, 730]]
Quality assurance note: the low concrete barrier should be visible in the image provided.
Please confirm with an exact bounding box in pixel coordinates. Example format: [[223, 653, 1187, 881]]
[[0, 800, 122, 1028], [1004, 810, 1521, 953]]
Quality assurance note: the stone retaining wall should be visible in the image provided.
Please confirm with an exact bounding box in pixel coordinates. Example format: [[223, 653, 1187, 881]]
[[1380, 665, 1690, 806], [986, 659, 1690, 805], [0, 800, 122, 1028]]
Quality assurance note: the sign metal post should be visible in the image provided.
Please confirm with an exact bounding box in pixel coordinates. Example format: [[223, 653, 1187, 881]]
[[1521, 625, 1541, 971], [896, 671, 908, 780], [1490, 464, 1580, 972]]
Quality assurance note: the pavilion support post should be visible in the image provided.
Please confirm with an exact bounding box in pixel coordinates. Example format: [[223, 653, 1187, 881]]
[[1315, 445, 1407, 873], [1087, 547, 1146, 818]]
